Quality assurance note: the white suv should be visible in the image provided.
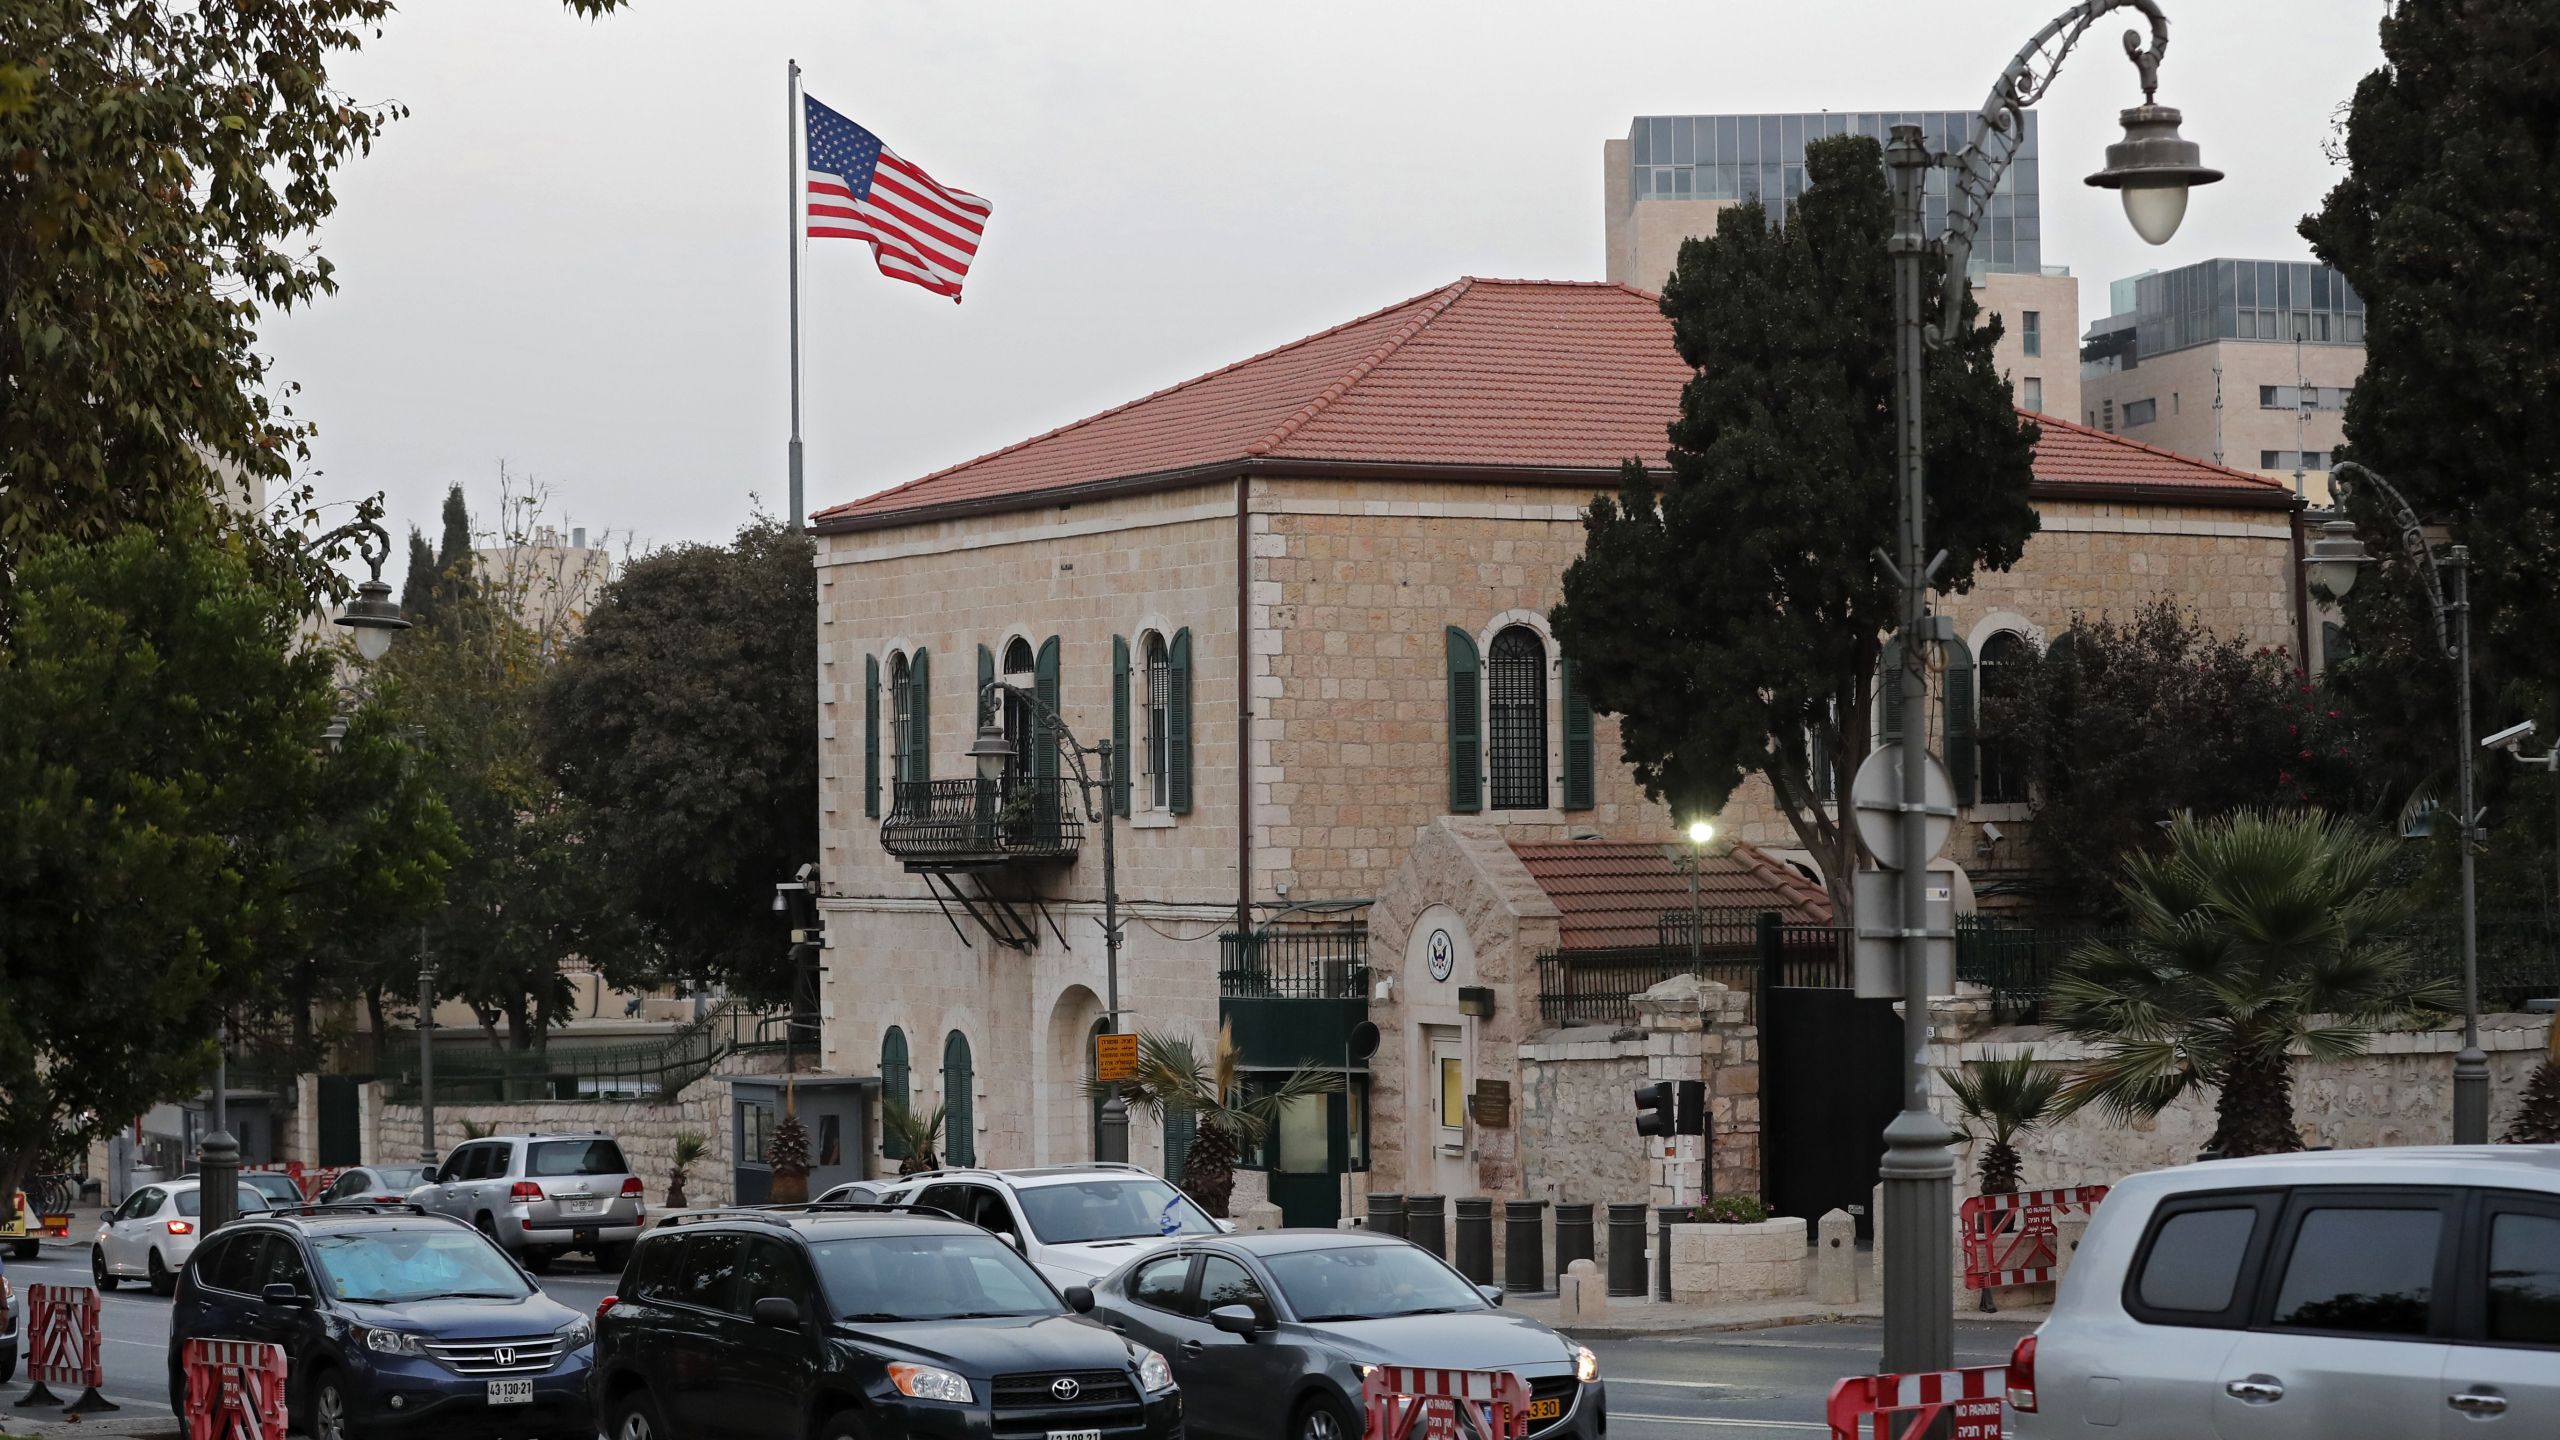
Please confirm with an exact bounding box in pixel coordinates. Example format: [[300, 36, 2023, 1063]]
[[2010, 1145, 2560, 1438], [877, 1163, 1229, 1289]]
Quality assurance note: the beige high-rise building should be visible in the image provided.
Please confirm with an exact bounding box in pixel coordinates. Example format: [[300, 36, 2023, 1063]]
[[475, 524, 613, 653], [2079, 258, 2368, 505], [1603, 110, 2078, 423]]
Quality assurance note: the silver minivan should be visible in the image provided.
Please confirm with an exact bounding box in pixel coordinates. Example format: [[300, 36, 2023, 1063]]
[[2011, 1145, 2560, 1439], [412, 1132, 645, 1272]]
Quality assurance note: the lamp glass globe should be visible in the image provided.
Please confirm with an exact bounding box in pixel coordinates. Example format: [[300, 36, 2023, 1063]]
[[354, 625, 394, 662], [2122, 184, 2189, 246], [1686, 820, 1715, 846]]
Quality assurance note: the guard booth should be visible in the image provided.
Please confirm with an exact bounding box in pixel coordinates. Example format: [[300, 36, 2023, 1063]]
[[730, 1075, 875, 1205], [1219, 922, 1371, 1228]]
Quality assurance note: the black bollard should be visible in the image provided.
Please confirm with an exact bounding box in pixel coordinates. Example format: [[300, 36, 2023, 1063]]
[[1604, 1203, 1648, 1298], [1405, 1193, 1447, 1258], [1554, 1203, 1595, 1276], [1656, 1205, 1686, 1302], [1366, 1192, 1407, 1239], [1453, 1198, 1494, 1283], [196, 1130, 241, 1234], [1503, 1200, 1547, 1293]]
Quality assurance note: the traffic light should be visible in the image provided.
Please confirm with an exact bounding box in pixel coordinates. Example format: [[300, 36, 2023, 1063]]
[[1676, 1079, 1707, 1136], [1633, 1080, 1674, 1138]]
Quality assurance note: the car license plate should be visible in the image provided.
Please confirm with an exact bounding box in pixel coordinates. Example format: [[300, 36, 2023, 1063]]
[[560, 1196, 601, 1215], [487, 1380, 534, 1406], [1528, 1398, 1564, 1422], [1048, 1430, 1102, 1440]]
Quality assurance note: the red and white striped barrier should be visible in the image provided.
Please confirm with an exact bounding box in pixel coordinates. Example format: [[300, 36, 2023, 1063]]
[[1359, 1366, 1533, 1440], [1961, 1185, 2107, 1290], [1825, 1365, 2005, 1440], [13, 1283, 114, 1413], [183, 1339, 289, 1440]]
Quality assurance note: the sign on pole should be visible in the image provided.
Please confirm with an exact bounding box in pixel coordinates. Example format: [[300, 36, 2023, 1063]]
[[1093, 1032, 1140, 1083], [1851, 869, 1956, 1000], [1848, 747, 1955, 870]]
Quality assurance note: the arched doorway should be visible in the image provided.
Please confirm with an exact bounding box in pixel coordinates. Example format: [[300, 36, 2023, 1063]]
[[1042, 986, 1105, 1165]]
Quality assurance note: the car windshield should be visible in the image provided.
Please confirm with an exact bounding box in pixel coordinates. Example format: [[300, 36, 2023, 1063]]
[[245, 1175, 303, 1201], [310, 1227, 534, 1303], [175, 1186, 269, 1217], [1014, 1178, 1219, 1244], [1266, 1245, 1491, 1322], [527, 1140, 627, 1177], [808, 1233, 1065, 1321]]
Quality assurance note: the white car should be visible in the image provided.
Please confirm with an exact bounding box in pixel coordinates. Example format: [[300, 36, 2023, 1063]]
[[2010, 1144, 2560, 1439], [91, 1179, 270, 1295], [878, 1163, 1230, 1289]]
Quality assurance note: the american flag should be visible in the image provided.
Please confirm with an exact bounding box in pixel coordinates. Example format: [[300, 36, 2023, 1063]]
[[804, 95, 991, 302]]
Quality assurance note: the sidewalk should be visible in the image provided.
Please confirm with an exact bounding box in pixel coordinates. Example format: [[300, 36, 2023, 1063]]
[[1506, 1290, 2050, 1339], [2, 1404, 179, 1440]]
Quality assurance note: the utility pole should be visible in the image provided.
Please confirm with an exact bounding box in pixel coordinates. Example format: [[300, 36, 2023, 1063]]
[[418, 926, 438, 1165]]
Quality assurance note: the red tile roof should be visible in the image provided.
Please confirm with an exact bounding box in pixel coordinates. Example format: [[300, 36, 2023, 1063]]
[[1507, 838, 1834, 951], [816, 277, 2291, 529]]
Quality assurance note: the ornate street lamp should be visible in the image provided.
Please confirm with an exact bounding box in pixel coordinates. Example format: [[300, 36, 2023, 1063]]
[[326, 518, 412, 663], [1874, 0, 2219, 1380], [2303, 461, 2489, 1144]]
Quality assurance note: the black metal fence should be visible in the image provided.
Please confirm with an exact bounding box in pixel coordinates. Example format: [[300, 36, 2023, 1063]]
[[1220, 927, 1369, 999], [1535, 914, 1852, 1028], [880, 776, 1084, 862], [1957, 910, 2560, 1024], [379, 1001, 789, 1105]]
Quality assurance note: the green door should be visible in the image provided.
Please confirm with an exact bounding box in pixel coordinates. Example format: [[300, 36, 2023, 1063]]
[[1264, 1083, 1365, 1229], [317, 1076, 362, 1165]]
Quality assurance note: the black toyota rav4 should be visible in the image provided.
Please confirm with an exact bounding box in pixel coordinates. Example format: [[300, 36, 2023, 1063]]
[[592, 1204, 1185, 1440]]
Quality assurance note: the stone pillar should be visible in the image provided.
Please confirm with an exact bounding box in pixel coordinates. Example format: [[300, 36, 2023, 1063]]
[[294, 1074, 321, 1166], [358, 1082, 383, 1166], [1557, 1258, 1605, 1325], [1813, 1208, 1858, 1304]]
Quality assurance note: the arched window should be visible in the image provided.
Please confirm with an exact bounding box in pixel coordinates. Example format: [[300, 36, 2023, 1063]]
[[1143, 634, 1172, 810], [1979, 632, 2031, 804], [942, 1030, 976, 1167], [880, 1027, 911, 1159], [1000, 640, 1035, 782], [888, 653, 914, 785], [1486, 625, 1549, 811]]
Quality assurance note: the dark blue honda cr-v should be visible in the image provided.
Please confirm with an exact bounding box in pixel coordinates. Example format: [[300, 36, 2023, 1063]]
[[168, 1206, 594, 1440]]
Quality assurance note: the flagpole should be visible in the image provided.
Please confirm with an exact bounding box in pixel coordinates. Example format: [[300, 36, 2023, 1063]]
[[786, 57, 806, 532]]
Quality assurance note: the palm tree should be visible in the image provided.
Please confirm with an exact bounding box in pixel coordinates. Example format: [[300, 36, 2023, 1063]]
[[1941, 1051, 2065, 1194], [665, 1131, 708, 1208], [882, 1101, 945, 1176], [1100, 1020, 1338, 1218], [2502, 1024, 2560, 1143], [2049, 809, 2451, 1158]]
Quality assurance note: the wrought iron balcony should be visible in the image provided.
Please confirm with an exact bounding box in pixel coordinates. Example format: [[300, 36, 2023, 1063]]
[[1220, 927, 1370, 999], [881, 777, 1084, 867]]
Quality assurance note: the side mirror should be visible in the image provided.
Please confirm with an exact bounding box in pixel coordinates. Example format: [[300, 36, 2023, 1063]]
[[1063, 1286, 1096, 1314], [1476, 1285, 1505, 1308], [751, 1295, 801, 1328], [1208, 1304, 1261, 1337], [419, 1168, 439, 1185], [1003, 1232, 1024, 1251], [261, 1283, 309, 1308], [1214, 1219, 1238, 1234]]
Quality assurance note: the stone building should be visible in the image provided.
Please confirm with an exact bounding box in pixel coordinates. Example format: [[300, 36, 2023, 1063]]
[[808, 275, 2304, 1222]]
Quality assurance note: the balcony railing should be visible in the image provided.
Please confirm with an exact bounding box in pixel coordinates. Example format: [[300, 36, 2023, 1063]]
[[880, 776, 1084, 865], [1220, 927, 1370, 999]]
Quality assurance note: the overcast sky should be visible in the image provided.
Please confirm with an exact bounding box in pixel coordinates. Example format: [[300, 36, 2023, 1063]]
[[264, 0, 2389, 559]]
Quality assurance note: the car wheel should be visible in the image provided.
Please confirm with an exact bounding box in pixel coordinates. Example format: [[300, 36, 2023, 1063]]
[[815, 1407, 868, 1440], [10, 1240, 36, 1261], [2, 1344, 17, 1387], [608, 1387, 667, 1440], [521, 1248, 554, 1276], [593, 1242, 631, 1271], [147, 1248, 175, 1297], [1294, 1393, 1357, 1440], [307, 1367, 355, 1440], [92, 1244, 119, 1291]]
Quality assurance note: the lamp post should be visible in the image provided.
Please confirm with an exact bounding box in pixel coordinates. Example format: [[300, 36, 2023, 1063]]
[[2304, 460, 2488, 1142], [967, 682, 1127, 1162], [418, 927, 438, 1165], [1670, 820, 1716, 964], [1876, 0, 2217, 1380]]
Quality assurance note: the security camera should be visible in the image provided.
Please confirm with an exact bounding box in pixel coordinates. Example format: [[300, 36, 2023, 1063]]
[[2481, 720, 2536, 752], [1981, 822, 2005, 844]]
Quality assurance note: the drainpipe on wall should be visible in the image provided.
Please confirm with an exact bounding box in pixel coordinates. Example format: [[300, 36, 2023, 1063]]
[[1236, 475, 1253, 934], [2289, 505, 2314, 669]]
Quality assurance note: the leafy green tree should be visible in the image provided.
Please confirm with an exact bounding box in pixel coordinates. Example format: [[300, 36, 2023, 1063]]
[[2050, 809, 2451, 1158], [1101, 1022, 1338, 1218], [543, 519, 819, 1000], [1553, 134, 2039, 922], [1983, 601, 2363, 912], [2301, 0, 2557, 884], [1941, 1052, 2065, 1194], [0, 522, 455, 1201]]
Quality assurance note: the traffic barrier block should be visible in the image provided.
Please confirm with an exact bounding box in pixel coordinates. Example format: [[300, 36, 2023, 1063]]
[[185, 1338, 289, 1440], [1959, 1185, 2107, 1290], [18, 1283, 113, 1412], [1825, 1364, 2005, 1440], [1359, 1366, 1532, 1440]]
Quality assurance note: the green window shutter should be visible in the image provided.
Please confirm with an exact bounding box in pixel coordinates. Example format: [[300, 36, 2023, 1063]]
[[1810, 719, 1835, 803], [1163, 1106, 1197, 1189], [880, 1027, 910, 1159], [1446, 627, 1482, 813], [864, 654, 881, 818], [1111, 636, 1132, 817], [909, 647, 931, 783], [1560, 655, 1596, 811], [1878, 638, 1904, 744], [1944, 636, 1977, 805], [1167, 628, 1194, 815], [942, 1030, 975, 1167], [978, 644, 995, 728], [1033, 637, 1061, 789]]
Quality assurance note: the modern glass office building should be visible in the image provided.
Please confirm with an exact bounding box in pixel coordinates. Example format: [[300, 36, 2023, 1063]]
[[1623, 110, 2044, 274], [2111, 257, 2365, 360]]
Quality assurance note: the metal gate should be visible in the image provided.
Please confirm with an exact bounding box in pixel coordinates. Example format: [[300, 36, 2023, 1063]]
[[1759, 940, 1902, 1241], [316, 1076, 363, 1166]]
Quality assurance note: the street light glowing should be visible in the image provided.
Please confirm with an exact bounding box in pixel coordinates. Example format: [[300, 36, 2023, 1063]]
[[1686, 820, 1715, 846]]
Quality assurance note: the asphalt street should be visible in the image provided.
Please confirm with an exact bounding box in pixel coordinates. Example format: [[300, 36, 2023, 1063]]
[[5, 1242, 2026, 1437]]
